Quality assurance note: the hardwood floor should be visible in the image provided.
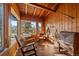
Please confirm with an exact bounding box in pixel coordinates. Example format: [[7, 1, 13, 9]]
[[16, 39, 73, 56]]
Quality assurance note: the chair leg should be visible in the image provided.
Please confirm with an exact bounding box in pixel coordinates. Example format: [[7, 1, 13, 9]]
[[20, 48, 25, 56], [58, 42, 61, 52], [33, 44, 37, 56]]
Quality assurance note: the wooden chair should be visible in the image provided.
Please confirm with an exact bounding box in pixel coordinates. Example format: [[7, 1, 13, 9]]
[[15, 36, 37, 56]]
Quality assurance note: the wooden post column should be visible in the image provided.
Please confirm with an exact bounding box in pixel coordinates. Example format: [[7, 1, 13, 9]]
[[36, 18, 38, 34], [3, 4, 11, 48], [42, 19, 45, 33]]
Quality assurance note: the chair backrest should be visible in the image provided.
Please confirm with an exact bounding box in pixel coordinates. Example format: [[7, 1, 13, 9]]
[[15, 36, 21, 47], [15, 35, 37, 56], [15, 35, 25, 56]]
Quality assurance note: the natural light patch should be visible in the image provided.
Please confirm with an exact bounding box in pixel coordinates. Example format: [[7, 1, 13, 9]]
[[31, 22, 36, 28], [38, 22, 42, 33], [38, 23, 41, 27], [11, 20, 17, 26]]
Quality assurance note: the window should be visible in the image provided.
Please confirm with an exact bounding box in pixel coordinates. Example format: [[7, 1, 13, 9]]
[[0, 4, 3, 47], [38, 22, 42, 33], [21, 20, 36, 37], [9, 14, 18, 44]]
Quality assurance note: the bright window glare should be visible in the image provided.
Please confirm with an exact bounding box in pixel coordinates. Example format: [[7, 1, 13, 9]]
[[31, 22, 36, 28], [11, 20, 17, 26], [38, 23, 41, 27]]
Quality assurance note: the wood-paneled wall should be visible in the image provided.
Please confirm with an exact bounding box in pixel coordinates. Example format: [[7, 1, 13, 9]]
[[11, 3, 21, 36], [4, 4, 11, 48], [11, 4, 20, 20], [45, 4, 79, 33], [0, 42, 18, 56], [1, 3, 21, 56]]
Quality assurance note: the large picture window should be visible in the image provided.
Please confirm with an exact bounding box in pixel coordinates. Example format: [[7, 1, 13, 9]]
[[0, 4, 3, 47], [21, 20, 36, 37], [9, 14, 18, 44]]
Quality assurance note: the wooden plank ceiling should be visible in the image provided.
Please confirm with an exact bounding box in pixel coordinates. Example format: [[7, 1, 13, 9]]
[[17, 3, 60, 19]]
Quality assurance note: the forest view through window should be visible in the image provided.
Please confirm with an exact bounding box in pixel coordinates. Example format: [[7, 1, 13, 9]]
[[9, 14, 18, 44], [21, 20, 36, 37]]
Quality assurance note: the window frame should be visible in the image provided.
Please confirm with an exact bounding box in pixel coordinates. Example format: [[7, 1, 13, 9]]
[[38, 22, 42, 33], [21, 20, 36, 37], [0, 4, 4, 47], [9, 13, 18, 45]]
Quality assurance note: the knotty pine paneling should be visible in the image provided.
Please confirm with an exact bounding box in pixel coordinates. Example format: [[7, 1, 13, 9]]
[[11, 4, 20, 20], [45, 4, 79, 33], [76, 4, 79, 32]]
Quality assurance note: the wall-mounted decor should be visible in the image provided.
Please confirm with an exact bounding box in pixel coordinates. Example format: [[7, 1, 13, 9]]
[[46, 24, 58, 37]]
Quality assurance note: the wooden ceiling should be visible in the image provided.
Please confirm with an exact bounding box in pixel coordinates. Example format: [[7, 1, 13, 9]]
[[17, 3, 60, 19]]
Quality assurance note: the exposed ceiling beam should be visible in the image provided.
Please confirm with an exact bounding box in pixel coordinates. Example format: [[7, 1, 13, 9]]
[[45, 12, 50, 17], [27, 3, 75, 19], [21, 14, 42, 20], [25, 4, 27, 15], [52, 4, 60, 11], [39, 4, 49, 17], [45, 4, 55, 17], [33, 8, 37, 16], [27, 3, 56, 13], [39, 10, 44, 17], [45, 4, 60, 17]]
